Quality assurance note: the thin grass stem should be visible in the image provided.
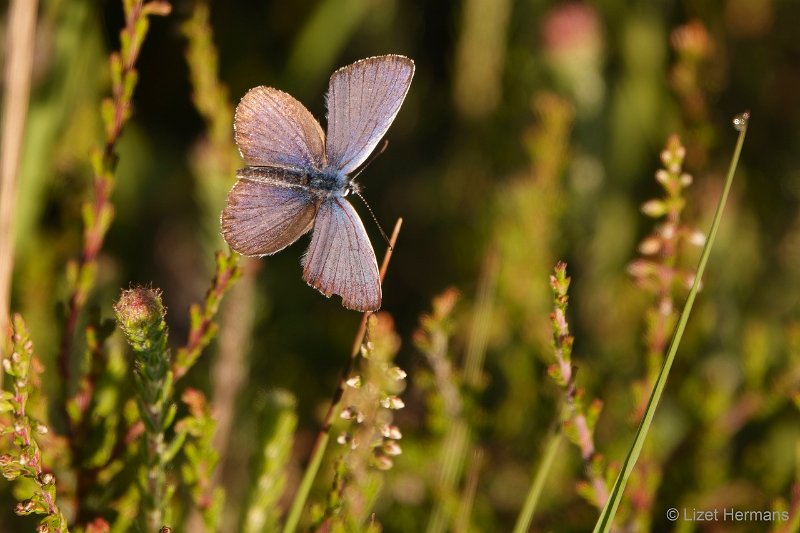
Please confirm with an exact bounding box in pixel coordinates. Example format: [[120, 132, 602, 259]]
[[464, 249, 498, 386], [454, 448, 484, 533], [513, 429, 563, 533], [0, 0, 39, 365], [282, 218, 403, 533], [593, 112, 750, 533]]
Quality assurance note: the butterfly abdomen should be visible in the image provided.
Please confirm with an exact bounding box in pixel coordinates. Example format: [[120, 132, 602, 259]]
[[236, 166, 311, 187]]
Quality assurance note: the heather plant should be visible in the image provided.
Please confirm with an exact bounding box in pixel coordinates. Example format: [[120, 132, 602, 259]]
[[545, 263, 608, 511], [1, 315, 68, 532], [413, 287, 476, 533], [312, 312, 406, 531], [2, 0, 799, 532]]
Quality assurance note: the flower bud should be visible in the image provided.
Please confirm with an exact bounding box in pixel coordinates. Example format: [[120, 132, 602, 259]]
[[381, 396, 405, 410], [641, 200, 667, 217]]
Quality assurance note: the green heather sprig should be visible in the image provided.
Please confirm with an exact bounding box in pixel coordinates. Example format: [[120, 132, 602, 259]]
[[546, 263, 608, 509], [241, 391, 298, 533], [180, 0, 240, 247], [669, 20, 714, 166], [67, 253, 237, 529], [67, 312, 125, 525], [51, 3, 170, 521], [113, 252, 238, 529], [490, 96, 573, 511], [415, 288, 462, 430], [113, 269, 238, 528], [60, 0, 171, 400], [316, 313, 405, 531], [514, 262, 609, 532], [176, 388, 224, 531], [1, 314, 69, 532], [173, 250, 242, 381], [66, 314, 116, 428], [413, 288, 474, 533], [114, 287, 174, 532], [628, 134, 703, 403], [181, 1, 235, 158], [494, 92, 573, 348], [181, 10, 257, 531]]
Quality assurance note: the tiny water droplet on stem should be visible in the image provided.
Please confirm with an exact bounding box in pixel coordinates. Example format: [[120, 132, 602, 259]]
[[733, 111, 750, 131]]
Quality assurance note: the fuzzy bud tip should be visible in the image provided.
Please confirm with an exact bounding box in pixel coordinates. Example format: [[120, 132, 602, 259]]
[[114, 287, 165, 329]]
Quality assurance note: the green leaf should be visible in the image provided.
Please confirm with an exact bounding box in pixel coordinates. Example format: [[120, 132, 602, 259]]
[[109, 52, 123, 93], [162, 430, 187, 464], [123, 69, 139, 104], [0, 399, 14, 413], [162, 402, 177, 432], [101, 97, 117, 140]]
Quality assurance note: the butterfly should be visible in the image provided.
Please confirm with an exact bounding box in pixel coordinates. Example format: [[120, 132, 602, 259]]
[[220, 55, 414, 312]]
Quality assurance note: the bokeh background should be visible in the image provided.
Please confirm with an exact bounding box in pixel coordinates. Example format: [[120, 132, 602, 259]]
[[3, 0, 800, 530]]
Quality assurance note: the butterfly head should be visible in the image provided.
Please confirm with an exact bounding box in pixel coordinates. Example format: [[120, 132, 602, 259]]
[[343, 179, 362, 197]]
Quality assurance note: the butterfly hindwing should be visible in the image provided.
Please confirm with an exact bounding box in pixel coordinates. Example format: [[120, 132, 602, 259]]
[[302, 197, 381, 311], [221, 171, 321, 256]]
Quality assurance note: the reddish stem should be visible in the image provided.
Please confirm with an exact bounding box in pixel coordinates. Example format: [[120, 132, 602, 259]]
[[173, 253, 239, 381]]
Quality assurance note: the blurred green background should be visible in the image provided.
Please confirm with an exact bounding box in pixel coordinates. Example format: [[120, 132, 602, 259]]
[[4, 0, 800, 530]]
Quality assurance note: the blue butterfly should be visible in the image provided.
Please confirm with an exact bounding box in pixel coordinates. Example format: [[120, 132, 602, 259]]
[[221, 55, 414, 311]]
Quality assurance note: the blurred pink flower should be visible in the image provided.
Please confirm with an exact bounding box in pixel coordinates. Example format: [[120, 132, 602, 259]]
[[541, 3, 605, 114], [542, 2, 602, 54]]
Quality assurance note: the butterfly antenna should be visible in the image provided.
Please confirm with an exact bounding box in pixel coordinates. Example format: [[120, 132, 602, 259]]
[[354, 191, 393, 250], [351, 139, 389, 181]]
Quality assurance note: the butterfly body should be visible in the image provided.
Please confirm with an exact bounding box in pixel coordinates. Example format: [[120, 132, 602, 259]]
[[221, 55, 414, 312], [236, 166, 352, 197]]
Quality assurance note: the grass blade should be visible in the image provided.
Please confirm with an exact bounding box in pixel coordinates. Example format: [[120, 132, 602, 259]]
[[593, 112, 750, 533], [513, 430, 563, 533]]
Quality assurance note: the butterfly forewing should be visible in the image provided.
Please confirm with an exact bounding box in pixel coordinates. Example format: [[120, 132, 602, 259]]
[[325, 55, 415, 175], [221, 170, 321, 256], [302, 197, 381, 311], [235, 86, 326, 170]]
